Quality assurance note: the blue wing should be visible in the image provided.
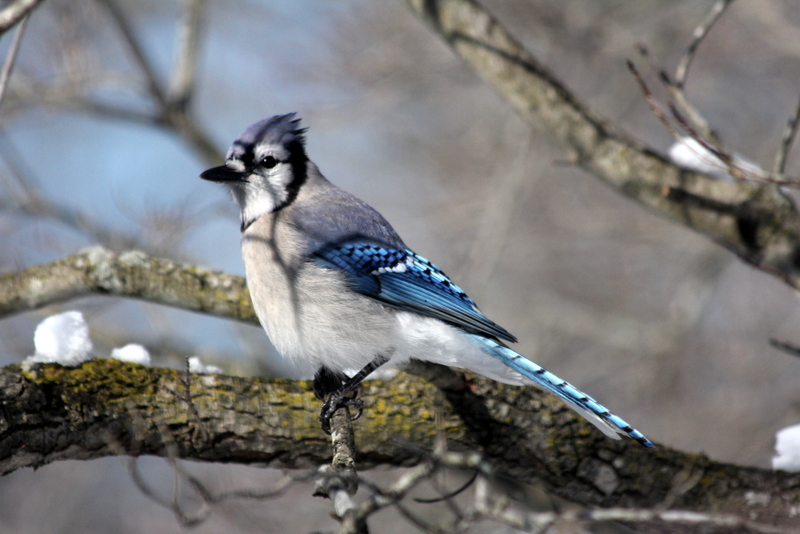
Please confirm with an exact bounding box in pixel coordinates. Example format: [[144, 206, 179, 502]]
[[312, 241, 517, 343]]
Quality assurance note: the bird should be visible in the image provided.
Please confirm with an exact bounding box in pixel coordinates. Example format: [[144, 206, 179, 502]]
[[200, 113, 654, 448]]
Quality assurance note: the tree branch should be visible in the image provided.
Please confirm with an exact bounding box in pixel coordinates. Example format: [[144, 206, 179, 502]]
[[400, 0, 800, 291], [0, 250, 798, 518], [0, 0, 43, 35], [167, 0, 204, 111], [98, 0, 167, 109], [0, 11, 28, 107], [0, 246, 256, 323], [1, 358, 799, 522], [315, 408, 367, 534]]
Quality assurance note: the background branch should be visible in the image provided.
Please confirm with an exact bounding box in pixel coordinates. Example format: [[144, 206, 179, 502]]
[[773, 94, 800, 175], [0, 12, 28, 106], [0, 246, 256, 323], [674, 0, 735, 89], [167, 0, 204, 111], [0, 0, 44, 35], [401, 0, 800, 290]]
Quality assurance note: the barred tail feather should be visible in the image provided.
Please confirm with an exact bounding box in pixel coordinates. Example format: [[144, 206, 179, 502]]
[[468, 335, 654, 448]]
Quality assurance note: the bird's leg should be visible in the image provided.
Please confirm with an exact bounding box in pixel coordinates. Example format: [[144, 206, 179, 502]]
[[319, 353, 391, 434], [313, 366, 348, 400]]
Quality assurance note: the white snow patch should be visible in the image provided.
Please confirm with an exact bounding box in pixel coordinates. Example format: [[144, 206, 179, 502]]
[[25, 311, 93, 366], [188, 356, 222, 374], [669, 137, 763, 182], [773, 424, 800, 472], [111, 344, 151, 366]]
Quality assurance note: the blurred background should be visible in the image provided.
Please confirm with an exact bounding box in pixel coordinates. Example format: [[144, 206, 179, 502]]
[[1, 0, 800, 532]]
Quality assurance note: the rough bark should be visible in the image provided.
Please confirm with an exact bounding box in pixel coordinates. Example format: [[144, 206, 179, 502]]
[[0, 359, 460, 475], [1, 358, 799, 525], [0, 246, 257, 323]]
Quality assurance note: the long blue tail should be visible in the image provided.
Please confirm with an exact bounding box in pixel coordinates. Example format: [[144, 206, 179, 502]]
[[469, 335, 654, 448]]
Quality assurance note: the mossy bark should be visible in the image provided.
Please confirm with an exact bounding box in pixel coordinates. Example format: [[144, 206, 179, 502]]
[[1, 359, 798, 523]]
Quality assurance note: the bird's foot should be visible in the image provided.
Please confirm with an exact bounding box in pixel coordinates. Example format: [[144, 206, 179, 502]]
[[320, 389, 364, 434]]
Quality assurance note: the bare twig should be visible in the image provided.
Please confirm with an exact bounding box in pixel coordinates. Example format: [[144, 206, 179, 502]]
[[626, 60, 684, 140], [95, 0, 221, 164], [675, 0, 736, 88], [1, 1, 221, 166], [65, 97, 161, 125], [480, 504, 792, 534], [667, 75, 717, 144], [635, 1, 734, 145], [351, 461, 439, 529], [401, 0, 800, 292], [770, 338, 800, 358], [667, 0, 736, 142], [460, 451, 791, 534], [668, 102, 800, 186], [121, 410, 304, 528], [0, 0, 44, 35], [105, 405, 211, 527], [314, 408, 365, 533], [628, 60, 800, 188], [345, 452, 485, 534], [773, 94, 800, 175], [0, 12, 28, 107], [168, 0, 204, 110], [125, 453, 306, 527], [632, 0, 800, 189], [98, 0, 167, 108], [413, 469, 477, 504]]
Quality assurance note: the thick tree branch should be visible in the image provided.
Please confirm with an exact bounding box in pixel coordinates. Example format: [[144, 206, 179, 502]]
[[0, 359, 464, 476], [1, 355, 799, 523], [400, 0, 800, 290]]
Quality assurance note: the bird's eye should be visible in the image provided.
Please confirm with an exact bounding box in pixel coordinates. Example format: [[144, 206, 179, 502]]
[[261, 156, 278, 169]]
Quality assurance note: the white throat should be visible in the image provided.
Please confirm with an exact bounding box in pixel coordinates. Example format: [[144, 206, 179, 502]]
[[231, 165, 296, 229]]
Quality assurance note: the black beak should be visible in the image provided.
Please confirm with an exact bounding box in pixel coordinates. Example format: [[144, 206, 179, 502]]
[[200, 165, 246, 183]]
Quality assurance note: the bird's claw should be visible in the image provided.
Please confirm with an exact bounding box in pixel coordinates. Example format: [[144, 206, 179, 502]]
[[320, 391, 364, 434], [349, 401, 364, 421]]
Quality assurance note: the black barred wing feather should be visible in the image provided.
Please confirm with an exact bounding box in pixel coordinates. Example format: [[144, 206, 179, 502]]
[[313, 242, 517, 343]]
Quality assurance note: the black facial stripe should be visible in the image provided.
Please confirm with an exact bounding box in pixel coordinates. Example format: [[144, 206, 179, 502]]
[[231, 141, 255, 168]]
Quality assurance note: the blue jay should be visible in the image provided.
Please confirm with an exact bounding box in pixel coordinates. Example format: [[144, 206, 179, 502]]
[[200, 114, 654, 447]]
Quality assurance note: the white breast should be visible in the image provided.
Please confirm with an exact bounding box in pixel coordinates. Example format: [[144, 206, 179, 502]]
[[241, 214, 398, 373]]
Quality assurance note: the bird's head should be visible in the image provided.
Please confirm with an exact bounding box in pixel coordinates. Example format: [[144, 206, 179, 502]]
[[201, 113, 308, 228]]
